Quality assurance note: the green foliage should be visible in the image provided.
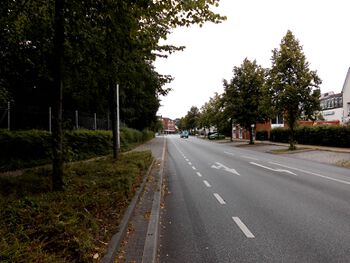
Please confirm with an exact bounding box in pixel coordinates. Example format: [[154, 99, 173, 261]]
[[184, 106, 201, 130], [270, 126, 350, 147], [223, 58, 268, 144], [268, 30, 321, 149], [0, 151, 153, 262], [256, 130, 269, 141], [0, 0, 226, 131], [0, 128, 154, 172]]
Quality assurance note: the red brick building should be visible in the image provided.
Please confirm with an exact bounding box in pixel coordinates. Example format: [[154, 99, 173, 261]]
[[161, 117, 176, 134]]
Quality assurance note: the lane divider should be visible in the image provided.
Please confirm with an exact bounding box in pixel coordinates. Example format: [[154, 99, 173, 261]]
[[213, 193, 226, 205], [232, 217, 255, 238], [203, 180, 211, 187], [269, 161, 350, 185]]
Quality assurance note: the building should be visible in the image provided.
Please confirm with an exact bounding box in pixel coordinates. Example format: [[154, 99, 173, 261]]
[[320, 67, 350, 124], [320, 91, 343, 122], [161, 117, 176, 134]]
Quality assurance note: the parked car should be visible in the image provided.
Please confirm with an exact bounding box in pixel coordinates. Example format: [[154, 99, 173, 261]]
[[208, 132, 225, 140], [180, 131, 189, 138]]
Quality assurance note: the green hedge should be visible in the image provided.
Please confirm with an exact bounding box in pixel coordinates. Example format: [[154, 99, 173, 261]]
[[0, 128, 154, 171], [269, 126, 350, 147], [256, 130, 269, 141]]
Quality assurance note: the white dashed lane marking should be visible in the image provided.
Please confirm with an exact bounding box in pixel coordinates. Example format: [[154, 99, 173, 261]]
[[232, 217, 255, 238], [203, 180, 211, 187], [213, 193, 226, 205]]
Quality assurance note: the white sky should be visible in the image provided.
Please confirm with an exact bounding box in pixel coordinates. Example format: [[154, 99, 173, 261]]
[[154, 0, 350, 120]]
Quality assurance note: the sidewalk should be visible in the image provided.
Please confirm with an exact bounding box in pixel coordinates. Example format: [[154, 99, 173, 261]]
[[221, 138, 350, 167], [109, 136, 165, 263]]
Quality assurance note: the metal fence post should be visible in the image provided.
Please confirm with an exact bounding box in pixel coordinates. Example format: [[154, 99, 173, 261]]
[[49, 107, 52, 133], [7, 101, 10, 130], [75, 110, 79, 129], [94, 113, 97, 130], [107, 112, 110, 130]]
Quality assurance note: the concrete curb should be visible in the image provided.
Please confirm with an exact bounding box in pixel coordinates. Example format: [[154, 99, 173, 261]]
[[101, 158, 156, 263], [142, 136, 167, 263]]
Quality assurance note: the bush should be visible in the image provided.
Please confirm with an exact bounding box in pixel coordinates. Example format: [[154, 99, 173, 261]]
[[270, 127, 289, 143], [0, 128, 154, 172], [269, 125, 350, 147], [256, 130, 269, 141]]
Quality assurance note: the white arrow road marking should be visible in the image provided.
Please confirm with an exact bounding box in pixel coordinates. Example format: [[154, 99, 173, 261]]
[[211, 162, 240, 176], [250, 162, 297, 176], [213, 193, 226, 205], [269, 161, 350, 185], [232, 217, 255, 238]]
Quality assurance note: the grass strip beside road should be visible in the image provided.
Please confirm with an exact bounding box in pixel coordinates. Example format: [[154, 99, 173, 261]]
[[0, 151, 153, 262]]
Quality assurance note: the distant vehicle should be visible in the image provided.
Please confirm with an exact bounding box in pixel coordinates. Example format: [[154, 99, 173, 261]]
[[208, 132, 225, 140], [180, 131, 189, 138]]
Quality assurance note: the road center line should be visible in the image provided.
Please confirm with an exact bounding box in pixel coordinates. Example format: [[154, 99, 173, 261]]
[[269, 161, 350, 185], [232, 217, 255, 238], [213, 193, 226, 205], [203, 180, 211, 187], [196, 172, 202, 177]]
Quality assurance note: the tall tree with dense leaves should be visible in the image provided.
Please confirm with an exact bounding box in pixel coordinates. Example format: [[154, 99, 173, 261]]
[[223, 58, 267, 144], [0, 0, 226, 189], [268, 30, 321, 150], [199, 92, 227, 135], [184, 106, 201, 132]]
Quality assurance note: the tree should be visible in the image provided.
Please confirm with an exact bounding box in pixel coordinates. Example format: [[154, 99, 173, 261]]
[[199, 92, 228, 136], [223, 58, 268, 144], [0, 0, 226, 189], [268, 30, 321, 150], [184, 106, 201, 132]]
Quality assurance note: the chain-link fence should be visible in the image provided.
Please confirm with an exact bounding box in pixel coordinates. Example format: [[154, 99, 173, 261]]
[[0, 102, 125, 131]]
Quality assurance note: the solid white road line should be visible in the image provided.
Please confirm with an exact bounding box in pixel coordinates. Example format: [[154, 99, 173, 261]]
[[232, 217, 255, 238], [196, 172, 203, 177], [203, 180, 211, 187], [269, 161, 350, 185], [250, 162, 297, 176], [213, 193, 226, 205]]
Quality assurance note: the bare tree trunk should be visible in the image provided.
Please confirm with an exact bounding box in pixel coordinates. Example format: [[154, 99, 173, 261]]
[[249, 126, 254, 145], [52, 0, 65, 191]]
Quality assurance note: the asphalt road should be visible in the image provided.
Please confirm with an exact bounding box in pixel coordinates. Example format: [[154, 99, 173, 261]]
[[159, 135, 350, 263]]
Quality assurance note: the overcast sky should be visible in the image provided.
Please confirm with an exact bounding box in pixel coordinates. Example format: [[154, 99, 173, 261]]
[[154, 0, 350, 120]]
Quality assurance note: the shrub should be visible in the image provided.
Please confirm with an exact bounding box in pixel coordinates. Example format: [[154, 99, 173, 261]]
[[269, 125, 350, 147], [0, 128, 154, 172], [256, 130, 269, 141]]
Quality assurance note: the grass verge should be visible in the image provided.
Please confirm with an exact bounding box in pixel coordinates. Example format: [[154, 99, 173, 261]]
[[0, 150, 153, 262]]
